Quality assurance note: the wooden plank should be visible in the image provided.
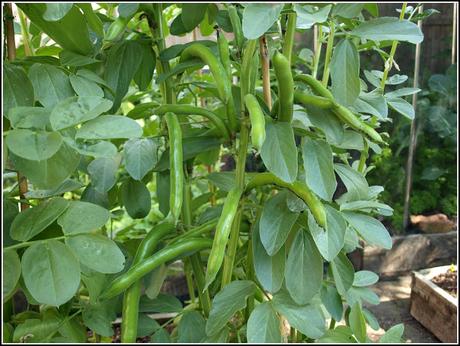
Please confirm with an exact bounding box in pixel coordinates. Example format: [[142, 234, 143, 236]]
[[410, 269, 457, 343], [362, 232, 457, 278]]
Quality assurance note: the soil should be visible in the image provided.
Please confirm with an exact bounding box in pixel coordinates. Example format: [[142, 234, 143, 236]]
[[431, 269, 457, 297]]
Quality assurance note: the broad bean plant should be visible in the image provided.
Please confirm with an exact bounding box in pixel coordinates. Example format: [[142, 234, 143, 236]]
[[3, 3, 427, 343]]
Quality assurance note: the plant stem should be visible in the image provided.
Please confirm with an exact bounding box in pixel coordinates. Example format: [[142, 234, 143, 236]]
[[358, 140, 369, 173], [312, 25, 323, 79], [244, 238, 255, 320], [4, 236, 66, 251], [379, 3, 407, 91], [321, 21, 335, 86], [4, 3, 29, 211], [329, 318, 336, 329], [283, 6, 297, 64], [259, 36, 272, 110], [18, 8, 33, 56]]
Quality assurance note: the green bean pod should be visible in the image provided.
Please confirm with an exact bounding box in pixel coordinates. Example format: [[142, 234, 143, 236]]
[[204, 186, 243, 290], [273, 51, 294, 123], [165, 112, 184, 223], [100, 238, 213, 300], [245, 172, 326, 228], [241, 39, 258, 97], [217, 29, 232, 82], [181, 43, 231, 104], [155, 104, 230, 140], [293, 90, 335, 109], [294, 74, 334, 100], [228, 5, 243, 51], [121, 222, 175, 343], [331, 104, 384, 144], [244, 94, 266, 150]]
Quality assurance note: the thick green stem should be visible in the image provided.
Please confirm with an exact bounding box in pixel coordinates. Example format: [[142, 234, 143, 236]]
[[18, 8, 33, 56], [379, 3, 407, 91], [312, 25, 323, 79], [358, 141, 369, 173], [283, 8, 297, 64], [321, 21, 335, 87]]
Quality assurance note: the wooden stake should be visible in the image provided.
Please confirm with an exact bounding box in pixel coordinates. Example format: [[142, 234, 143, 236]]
[[402, 5, 423, 229], [259, 36, 271, 111], [4, 3, 29, 210]]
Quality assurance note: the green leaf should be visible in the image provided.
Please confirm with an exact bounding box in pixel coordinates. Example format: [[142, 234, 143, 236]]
[[334, 130, 365, 151], [3, 250, 21, 301], [137, 314, 160, 337], [133, 43, 156, 91], [354, 89, 388, 119], [73, 141, 118, 159], [206, 280, 255, 336], [57, 201, 110, 234], [123, 138, 159, 180], [379, 323, 404, 343], [18, 4, 93, 55], [253, 220, 285, 293], [178, 311, 206, 343], [77, 3, 104, 37], [332, 4, 364, 18], [334, 164, 369, 201], [24, 179, 80, 201], [76, 115, 143, 139], [242, 4, 284, 39], [139, 293, 183, 313], [272, 289, 326, 339], [317, 325, 357, 343], [6, 129, 62, 161], [261, 122, 298, 183], [81, 270, 110, 303], [331, 39, 360, 106], [43, 4, 74, 21], [351, 17, 424, 44], [8, 106, 50, 130], [121, 179, 151, 219], [260, 190, 299, 256], [340, 200, 393, 216], [28, 63, 74, 108], [294, 4, 332, 29], [330, 252, 355, 295], [118, 3, 139, 18], [385, 87, 420, 99], [76, 69, 111, 89], [304, 105, 345, 145], [10, 197, 69, 241], [12, 142, 80, 190], [181, 4, 208, 31], [144, 264, 168, 300], [104, 40, 143, 112], [12, 318, 60, 343], [285, 229, 323, 305], [343, 211, 392, 249], [349, 302, 366, 342], [247, 302, 282, 343], [308, 206, 346, 261], [320, 284, 343, 322], [87, 156, 120, 193], [353, 270, 379, 287], [66, 234, 125, 273], [22, 240, 80, 306], [346, 286, 380, 306], [69, 75, 104, 97], [302, 138, 337, 201], [60, 50, 99, 67], [3, 63, 34, 114], [82, 301, 116, 337], [386, 97, 415, 120], [363, 308, 380, 331], [49, 92, 114, 130]]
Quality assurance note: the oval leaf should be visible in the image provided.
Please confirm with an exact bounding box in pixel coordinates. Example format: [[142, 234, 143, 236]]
[[285, 230, 323, 305], [3, 250, 21, 301], [121, 179, 151, 219], [57, 201, 110, 234], [242, 4, 284, 39], [22, 240, 81, 306], [247, 302, 282, 343], [76, 115, 142, 140], [124, 138, 159, 180], [6, 129, 62, 161], [66, 234, 125, 273], [343, 211, 392, 249], [351, 17, 423, 44], [10, 197, 69, 241]]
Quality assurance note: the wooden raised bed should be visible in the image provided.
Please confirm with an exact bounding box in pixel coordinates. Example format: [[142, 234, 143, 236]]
[[410, 265, 458, 343]]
